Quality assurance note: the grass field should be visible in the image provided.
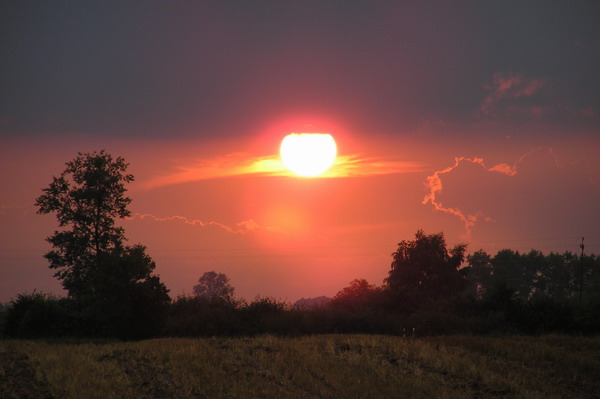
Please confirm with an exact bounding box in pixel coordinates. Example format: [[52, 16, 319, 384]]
[[1, 334, 599, 398]]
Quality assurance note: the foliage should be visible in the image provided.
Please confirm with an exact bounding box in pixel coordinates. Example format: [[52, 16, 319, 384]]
[[162, 235, 600, 337], [491, 249, 532, 300], [35, 151, 169, 338], [35, 150, 133, 298], [573, 302, 600, 333], [0, 302, 6, 337], [241, 296, 291, 334], [331, 279, 385, 310], [164, 295, 295, 337], [81, 245, 171, 338], [518, 296, 574, 334], [10, 214, 600, 338], [164, 294, 242, 337], [193, 271, 235, 299], [465, 250, 493, 299], [4, 292, 74, 338], [385, 230, 467, 307], [293, 296, 331, 309], [466, 248, 600, 303]]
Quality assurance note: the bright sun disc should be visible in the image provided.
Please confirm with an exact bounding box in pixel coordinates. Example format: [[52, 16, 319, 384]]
[[280, 133, 337, 177]]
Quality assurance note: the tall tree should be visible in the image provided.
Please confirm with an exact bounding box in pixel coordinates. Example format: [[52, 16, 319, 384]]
[[35, 151, 169, 337], [385, 230, 467, 302], [466, 250, 493, 299], [491, 249, 533, 300], [35, 150, 133, 298], [193, 271, 235, 299]]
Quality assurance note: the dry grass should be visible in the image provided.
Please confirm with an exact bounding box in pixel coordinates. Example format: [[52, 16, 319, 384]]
[[1, 335, 599, 399]]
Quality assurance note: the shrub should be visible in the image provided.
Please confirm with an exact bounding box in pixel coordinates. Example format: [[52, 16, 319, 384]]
[[163, 295, 243, 336], [518, 297, 574, 334], [4, 292, 74, 338]]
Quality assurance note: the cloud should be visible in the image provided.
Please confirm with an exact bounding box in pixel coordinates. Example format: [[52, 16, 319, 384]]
[[326, 155, 427, 178], [125, 212, 284, 235], [422, 147, 561, 238], [142, 153, 427, 189], [422, 157, 485, 238], [141, 153, 281, 189], [480, 73, 548, 117]]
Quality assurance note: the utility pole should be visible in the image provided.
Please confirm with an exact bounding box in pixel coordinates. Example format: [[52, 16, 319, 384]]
[[579, 237, 585, 304]]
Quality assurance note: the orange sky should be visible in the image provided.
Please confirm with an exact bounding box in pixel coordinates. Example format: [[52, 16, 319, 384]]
[[2, 2, 599, 303], [1, 130, 599, 303]]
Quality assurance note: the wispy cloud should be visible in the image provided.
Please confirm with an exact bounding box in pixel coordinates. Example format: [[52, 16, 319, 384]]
[[480, 73, 548, 116], [125, 212, 284, 235], [142, 153, 427, 189], [422, 147, 561, 239]]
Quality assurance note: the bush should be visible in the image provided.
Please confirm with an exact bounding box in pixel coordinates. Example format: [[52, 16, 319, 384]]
[[163, 295, 243, 336], [240, 297, 291, 334], [518, 297, 574, 334], [0, 303, 7, 337], [4, 292, 74, 338], [573, 302, 600, 334]]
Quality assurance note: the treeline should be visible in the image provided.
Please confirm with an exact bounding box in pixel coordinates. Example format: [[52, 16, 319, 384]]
[[467, 248, 600, 302], [2, 233, 599, 340], [1, 151, 598, 339]]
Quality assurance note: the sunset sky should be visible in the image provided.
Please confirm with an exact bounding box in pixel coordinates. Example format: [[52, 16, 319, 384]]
[[1, 1, 599, 303]]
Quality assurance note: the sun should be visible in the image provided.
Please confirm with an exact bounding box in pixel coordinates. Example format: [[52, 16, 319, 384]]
[[280, 133, 337, 177]]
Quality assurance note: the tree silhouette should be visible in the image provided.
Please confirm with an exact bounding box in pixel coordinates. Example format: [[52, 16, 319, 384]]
[[466, 249, 594, 303], [35, 151, 169, 338], [466, 250, 493, 299], [332, 279, 381, 309], [193, 271, 235, 299], [35, 150, 134, 298], [491, 249, 531, 300], [385, 230, 467, 302], [539, 252, 576, 299]]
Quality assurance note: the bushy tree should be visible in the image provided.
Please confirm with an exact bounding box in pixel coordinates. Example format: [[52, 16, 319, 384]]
[[35, 151, 169, 338], [491, 249, 532, 300], [85, 245, 170, 338], [466, 248, 599, 304], [538, 252, 577, 299], [4, 292, 72, 338], [241, 296, 292, 335], [35, 150, 133, 298], [293, 296, 331, 309], [583, 254, 600, 303], [466, 250, 493, 299], [193, 271, 235, 299], [164, 294, 241, 337], [332, 279, 382, 309], [385, 230, 467, 303]]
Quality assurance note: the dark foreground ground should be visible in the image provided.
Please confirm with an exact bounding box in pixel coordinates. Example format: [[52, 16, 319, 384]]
[[1, 335, 599, 399]]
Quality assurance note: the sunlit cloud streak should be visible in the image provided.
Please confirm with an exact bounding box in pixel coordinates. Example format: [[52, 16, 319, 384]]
[[142, 153, 427, 189], [423, 147, 561, 239], [0, 205, 283, 235], [125, 213, 284, 235]]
